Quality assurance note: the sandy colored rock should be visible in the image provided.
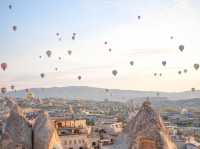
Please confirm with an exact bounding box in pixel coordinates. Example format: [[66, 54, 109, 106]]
[[0, 99, 32, 149], [126, 101, 177, 149], [33, 111, 62, 149]]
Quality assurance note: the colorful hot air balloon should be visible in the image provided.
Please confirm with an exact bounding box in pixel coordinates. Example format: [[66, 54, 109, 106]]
[[162, 61, 166, 66], [1, 87, 7, 94], [78, 75, 82, 80], [130, 61, 134, 66], [179, 45, 184, 52], [46, 50, 52, 57], [68, 50, 72, 55], [40, 73, 45, 78], [12, 25, 17, 31], [193, 63, 199, 70], [1, 63, 7, 71], [112, 70, 118, 76], [10, 85, 15, 90]]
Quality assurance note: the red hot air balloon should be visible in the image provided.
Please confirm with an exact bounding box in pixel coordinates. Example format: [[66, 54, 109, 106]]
[[1, 87, 7, 94], [1, 63, 7, 71]]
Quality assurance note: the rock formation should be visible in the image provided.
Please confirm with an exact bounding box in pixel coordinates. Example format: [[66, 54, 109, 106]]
[[33, 111, 62, 149], [110, 101, 177, 149], [126, 101, 177, 149], [0, 99, 32, 149]]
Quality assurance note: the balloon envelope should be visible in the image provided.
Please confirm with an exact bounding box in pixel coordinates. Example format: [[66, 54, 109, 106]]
[[1, 63, 7, 71], [78, 76, 82, 80], [40, 73, 45, 78], [112, 70, 118, 76], [179, 45, 184, 52], [46, 50, 52, 57], [1, 88, 7, 94], [194, 63, 199, 70], [130, 61, 134, 66], [12, 25, 17, 31], [162, 61, 166, 66]]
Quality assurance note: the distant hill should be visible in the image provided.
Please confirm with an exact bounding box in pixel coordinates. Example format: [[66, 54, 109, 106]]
[[4, 86, 200, 102]]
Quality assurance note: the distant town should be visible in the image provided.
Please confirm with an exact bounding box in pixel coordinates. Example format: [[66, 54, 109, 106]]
[[1, 89, 200, 149]]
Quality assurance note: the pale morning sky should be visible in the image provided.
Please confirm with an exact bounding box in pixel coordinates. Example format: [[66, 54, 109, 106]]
[[0, 0, 200, 91]]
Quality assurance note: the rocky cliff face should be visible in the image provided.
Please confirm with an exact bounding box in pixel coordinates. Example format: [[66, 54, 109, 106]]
[[126, 101, 177, 149], [0, 99, 32, 149], [0, 98, 62, 149], [33, 111, 62, 149]]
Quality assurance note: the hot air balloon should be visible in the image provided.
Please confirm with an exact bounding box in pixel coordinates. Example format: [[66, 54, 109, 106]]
[[130, 61, 134, 66], [73, 33, 76, 36], [72, 36, 75, 40], [170, 36, 173, 39], [193, 63, 199, 70], [58, 37, 62, 41], [112, 70, 118, 76], [8, 4, 12, 10], [108, 48, 112, 52], [178, 70, 182, 75], [137, 16, 141, 20], [191, 88, 195, 92], [104, 41, 108, 45], [1, 87, 7, 94], [58, 57, 61, 60], [179, 45, 184, 52], [159, 73, 162, 77], [162, 61, 166, 66], [55, 67, 58, 71], [183, 69, 187, 73], [46, 50, 52, 57], [10, 85, 15, 90], [154, 73, 157, 77], [12, 25, 17, 31], [68, 50, 72, 55], [56, 32, 60, 36], [1, 63, 7, 71], [78, 75, 82, 80], [40, 73, 45, 78]]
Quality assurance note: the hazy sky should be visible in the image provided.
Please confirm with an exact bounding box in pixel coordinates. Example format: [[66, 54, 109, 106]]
[[1, 0, 200, 91]]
